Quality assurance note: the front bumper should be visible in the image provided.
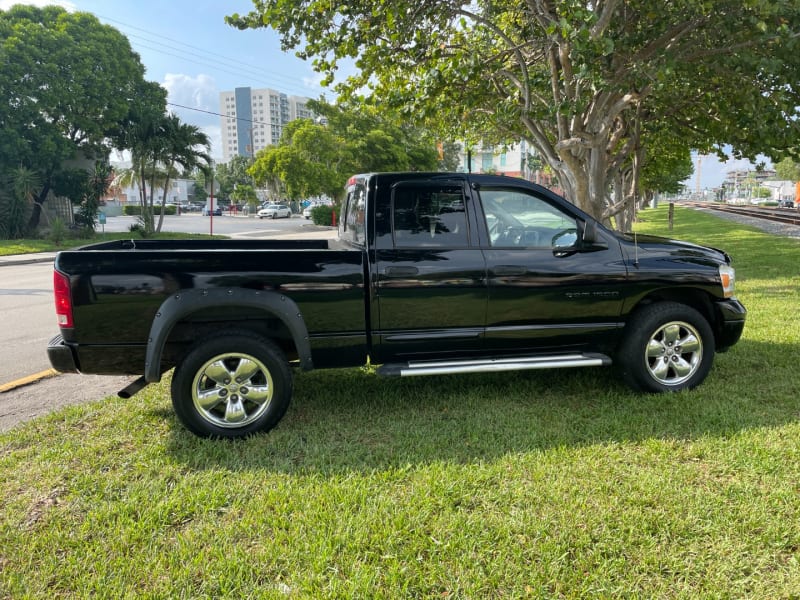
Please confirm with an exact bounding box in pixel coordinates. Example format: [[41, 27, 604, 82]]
[[714, 298, 747, 351], [47, 334, 80, 373]]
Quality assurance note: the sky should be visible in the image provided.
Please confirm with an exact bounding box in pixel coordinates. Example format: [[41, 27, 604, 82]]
[[2, 0, 771, 188]]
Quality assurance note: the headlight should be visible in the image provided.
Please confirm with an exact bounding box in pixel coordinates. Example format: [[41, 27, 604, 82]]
[[719, 265, 735, 298]]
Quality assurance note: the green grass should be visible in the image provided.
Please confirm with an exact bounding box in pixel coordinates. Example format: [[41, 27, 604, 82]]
[[2, 205, 799, 598], [0, 232, 222, 256]]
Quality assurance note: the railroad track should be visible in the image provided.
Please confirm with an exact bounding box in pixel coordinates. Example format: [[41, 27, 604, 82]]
[[684, 202, 800, 227]]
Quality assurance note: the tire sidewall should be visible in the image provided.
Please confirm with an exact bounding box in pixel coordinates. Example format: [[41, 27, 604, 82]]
[[617, 302, 715, 393], [171, 332, 292, 438]]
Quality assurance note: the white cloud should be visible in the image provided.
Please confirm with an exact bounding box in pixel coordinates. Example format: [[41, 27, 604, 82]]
[[162, 73, 219, 126], [202, 125, 223, 163], [0, 0, 75, 9], [161, 73, 223, 157]]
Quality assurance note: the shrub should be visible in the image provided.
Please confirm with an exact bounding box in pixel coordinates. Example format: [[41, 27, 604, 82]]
[[310, 204, 335, 226], [47, 218, 68, 245]]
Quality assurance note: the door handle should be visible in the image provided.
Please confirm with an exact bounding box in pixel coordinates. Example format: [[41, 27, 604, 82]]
[[491, 265, 526, 276], [384, 266, 419, 277]]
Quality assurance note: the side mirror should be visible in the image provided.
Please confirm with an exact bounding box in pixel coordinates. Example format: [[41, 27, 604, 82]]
[[583, 220, 598, 244], [580, 219, 608, 250]]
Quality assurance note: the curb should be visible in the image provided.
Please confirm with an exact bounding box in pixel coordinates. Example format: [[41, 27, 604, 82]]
[[0, 369, 59, 393]]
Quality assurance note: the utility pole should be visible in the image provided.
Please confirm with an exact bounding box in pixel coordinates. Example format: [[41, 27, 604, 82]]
[[695, 156, 703, 196]]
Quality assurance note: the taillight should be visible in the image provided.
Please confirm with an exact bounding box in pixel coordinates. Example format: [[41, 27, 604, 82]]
[[53, 270, 74, 328]]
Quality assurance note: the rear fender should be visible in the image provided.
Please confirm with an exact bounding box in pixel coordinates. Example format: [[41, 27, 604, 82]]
[[144, 288, 312, 382]]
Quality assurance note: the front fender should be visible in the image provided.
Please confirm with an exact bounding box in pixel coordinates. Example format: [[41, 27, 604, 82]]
[[144, 288, 312, 382]]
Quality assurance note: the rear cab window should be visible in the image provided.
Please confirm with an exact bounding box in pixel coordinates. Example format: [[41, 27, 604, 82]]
[[390, 182, 469, 248]]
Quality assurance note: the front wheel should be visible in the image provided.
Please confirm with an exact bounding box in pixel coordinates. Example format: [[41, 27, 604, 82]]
[[616, 302, 715, 393], [171, 331, 292, 438]]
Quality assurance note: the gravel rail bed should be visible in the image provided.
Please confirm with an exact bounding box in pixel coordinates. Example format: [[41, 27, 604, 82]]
[[690, 206, 800, 239]]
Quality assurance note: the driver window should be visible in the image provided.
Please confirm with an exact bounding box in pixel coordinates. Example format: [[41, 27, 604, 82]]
[[480, 189, 577, 248]]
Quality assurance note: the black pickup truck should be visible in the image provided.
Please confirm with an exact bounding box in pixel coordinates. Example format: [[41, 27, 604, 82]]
[[48, 172, 746, 438]]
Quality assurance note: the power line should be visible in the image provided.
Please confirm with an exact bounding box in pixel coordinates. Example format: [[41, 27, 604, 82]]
[[92, 11, 323, 97], [167, 102, 276, 128]]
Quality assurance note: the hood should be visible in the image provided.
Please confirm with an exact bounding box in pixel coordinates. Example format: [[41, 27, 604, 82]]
[[614, 232, 731, 266]]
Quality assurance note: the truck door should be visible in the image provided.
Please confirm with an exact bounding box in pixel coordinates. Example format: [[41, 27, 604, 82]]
[[372, 179, 487, 360], [477, 185, 627, 353]]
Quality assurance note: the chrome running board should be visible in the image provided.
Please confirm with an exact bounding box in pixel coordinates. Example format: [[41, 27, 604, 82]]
[[377, 353, 611, 377]]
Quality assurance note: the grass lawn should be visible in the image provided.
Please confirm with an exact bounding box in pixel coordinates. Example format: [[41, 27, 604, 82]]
[[1, 205, 799, 597], [0, 231, 221, 256]]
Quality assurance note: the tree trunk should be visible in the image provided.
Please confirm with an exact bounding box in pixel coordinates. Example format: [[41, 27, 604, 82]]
[[26, 182, 51, 234], [156, 175, 171, 233]]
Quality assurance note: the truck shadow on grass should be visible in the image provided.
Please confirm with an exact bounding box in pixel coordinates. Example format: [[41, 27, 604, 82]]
[[162, 338, 800, 474]]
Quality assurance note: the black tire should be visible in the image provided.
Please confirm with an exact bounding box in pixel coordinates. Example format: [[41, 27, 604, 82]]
[[171, 331, 292, 438], [616, 302, 715, 393]]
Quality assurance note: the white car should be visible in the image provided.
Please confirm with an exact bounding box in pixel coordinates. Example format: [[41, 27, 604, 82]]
[[257, 204, 292, 219]]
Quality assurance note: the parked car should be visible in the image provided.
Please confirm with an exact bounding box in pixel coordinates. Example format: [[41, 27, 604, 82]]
[[303, 204, 315, 219], [777, 199, 796, 209], [202, 206, 222, 216], [258, 204, 292, 219]]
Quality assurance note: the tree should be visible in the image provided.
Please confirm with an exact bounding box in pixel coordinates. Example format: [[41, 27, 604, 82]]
[[0, 5, 152, 234], [775, 158, 800, 182], [247, 100, 438, 201], [73, 161, 112, 232], [228, 0, 800, 226], [114, 83, 170, 234], [0, 167, 39, 239], [154, 115, 210, 232], [215, 155, 256, 202]]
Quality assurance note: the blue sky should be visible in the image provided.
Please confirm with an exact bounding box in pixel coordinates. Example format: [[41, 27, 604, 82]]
[[3, 0, 768, 186]]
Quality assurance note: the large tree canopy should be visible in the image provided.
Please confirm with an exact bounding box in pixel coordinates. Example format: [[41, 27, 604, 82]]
[[0, 4, 151, 232], [229, 0, 800, 226], [248, 100, 439, 201]]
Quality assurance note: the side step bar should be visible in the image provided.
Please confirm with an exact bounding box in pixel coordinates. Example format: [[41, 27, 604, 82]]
[[377, 353, 611, 377]]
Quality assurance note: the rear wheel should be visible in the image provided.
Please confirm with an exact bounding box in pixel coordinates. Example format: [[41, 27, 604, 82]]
[[171, 331, 292, 438], [616, 302, 715, 393]]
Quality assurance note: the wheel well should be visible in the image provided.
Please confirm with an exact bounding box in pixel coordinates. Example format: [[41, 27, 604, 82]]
[[160, 308, 298, 370], [628, 288, 720, 342]]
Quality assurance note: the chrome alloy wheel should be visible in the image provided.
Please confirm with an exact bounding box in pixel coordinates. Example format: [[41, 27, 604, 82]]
[[191, 352, 274, 428], [644, 321, 703, 387]]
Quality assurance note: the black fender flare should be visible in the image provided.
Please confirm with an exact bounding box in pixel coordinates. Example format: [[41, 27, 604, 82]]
[[144, 288, 312, 383]]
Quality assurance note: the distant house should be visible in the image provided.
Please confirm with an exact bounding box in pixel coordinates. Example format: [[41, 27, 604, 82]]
[[761, 180, 796, 203]]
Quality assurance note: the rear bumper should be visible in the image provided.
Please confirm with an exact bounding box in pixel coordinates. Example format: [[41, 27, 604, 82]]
[[714, 298, 747, 351], [47, 334, 80, 373]]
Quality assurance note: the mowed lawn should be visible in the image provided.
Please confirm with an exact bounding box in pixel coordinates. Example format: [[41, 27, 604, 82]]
[[1, 205, 799, 598]]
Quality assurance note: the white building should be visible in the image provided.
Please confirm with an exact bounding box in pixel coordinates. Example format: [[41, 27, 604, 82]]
[[219, 87, 314, 163], [456, 142, 531, 178]]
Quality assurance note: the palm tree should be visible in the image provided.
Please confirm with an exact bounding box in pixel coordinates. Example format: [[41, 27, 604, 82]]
[[0, 166, 40, 238], [117, 110, 209, 234], [155, 115, 211, 232], [117, 109, 167, 234]]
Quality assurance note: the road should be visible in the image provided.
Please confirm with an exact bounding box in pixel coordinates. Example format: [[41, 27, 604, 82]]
[[0, 262, 55, 384], [0, 215, 334, 432], [99, 212, 306, 237]]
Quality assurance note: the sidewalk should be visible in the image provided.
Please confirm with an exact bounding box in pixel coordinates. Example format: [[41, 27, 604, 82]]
[[0, 252, 58, 267]]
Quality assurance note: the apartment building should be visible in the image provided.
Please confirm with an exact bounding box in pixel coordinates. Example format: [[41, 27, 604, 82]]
[[219, 87, 314, 163]]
